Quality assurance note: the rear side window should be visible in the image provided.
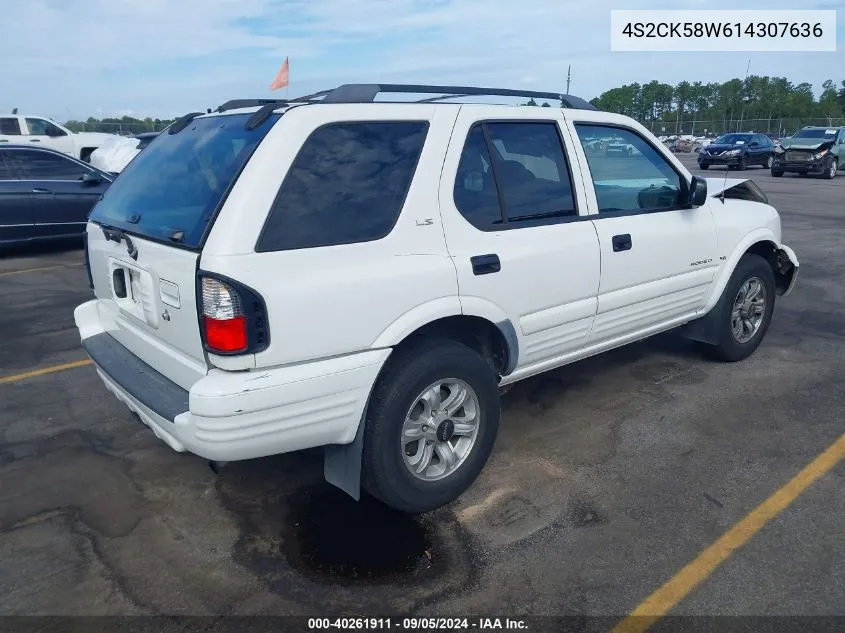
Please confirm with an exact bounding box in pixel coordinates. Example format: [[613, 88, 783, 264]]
[[0, 118, 21, 135], [90, 113, 279, 248], [11, 149, 90, 180], [453, 121, 577, 230], [257, 121, 428, 252]]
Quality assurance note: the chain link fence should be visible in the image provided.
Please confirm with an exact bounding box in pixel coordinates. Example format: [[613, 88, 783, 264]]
[[67, 122, 173, 135], [639, 118, 845, 138]]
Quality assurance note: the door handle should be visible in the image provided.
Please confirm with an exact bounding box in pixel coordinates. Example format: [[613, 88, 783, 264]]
[[471, 254, 501, 275], [32, 187, 52, 194], [612, 234, 632, 252], [28, 139, 41, 143]]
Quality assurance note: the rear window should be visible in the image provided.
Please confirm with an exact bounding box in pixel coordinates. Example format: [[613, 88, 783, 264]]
[[256, 121, 428, 252], [89, 113, 279, 248]]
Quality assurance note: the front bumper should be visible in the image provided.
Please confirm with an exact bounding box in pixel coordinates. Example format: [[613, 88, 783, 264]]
[[772, 158, 826, 174], [75, 300, 389, 462], [699, 154, 743, 165]]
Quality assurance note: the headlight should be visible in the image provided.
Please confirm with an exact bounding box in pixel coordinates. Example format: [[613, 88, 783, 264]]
[[774, 145, 785, 154], [728, 149, 742, 156], [813, 149, 829, 160]]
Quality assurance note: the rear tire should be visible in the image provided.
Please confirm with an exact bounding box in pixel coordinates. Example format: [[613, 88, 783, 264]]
[[698, 254, 775, 363], [362, 339, 501, 513]]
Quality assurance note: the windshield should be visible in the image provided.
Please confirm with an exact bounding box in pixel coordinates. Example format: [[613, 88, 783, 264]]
[[89, 112, 280, 248], [714, 134, 753, 145], [793, 128, 837, 139]]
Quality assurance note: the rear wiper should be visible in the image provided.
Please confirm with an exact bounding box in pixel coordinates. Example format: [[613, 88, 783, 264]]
[[100, 225, 139, 260], [497, 209, 575, 223]]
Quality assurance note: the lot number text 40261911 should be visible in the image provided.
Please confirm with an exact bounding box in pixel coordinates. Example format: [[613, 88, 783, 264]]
[[307, 617, 528, 630]]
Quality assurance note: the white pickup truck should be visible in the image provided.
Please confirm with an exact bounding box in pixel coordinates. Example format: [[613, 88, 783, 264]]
[[0, 114, 119, 162]]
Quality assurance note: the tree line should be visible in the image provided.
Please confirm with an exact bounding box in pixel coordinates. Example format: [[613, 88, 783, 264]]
[[587, 76, 845, 135], [64, 76, 845, 136]]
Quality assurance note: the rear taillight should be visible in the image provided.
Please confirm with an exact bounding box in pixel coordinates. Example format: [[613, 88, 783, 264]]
[[198, 274, 269, 355]]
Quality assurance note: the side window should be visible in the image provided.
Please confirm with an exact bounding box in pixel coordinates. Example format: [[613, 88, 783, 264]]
[[14, 150, 90, 180], [838, 129, 845, 144], [0, 118, 22, 135], [453, 121, 577, 229], [453, 126, 503, 228], [256, 121, 428, 252], [574, 124, 684, 214], [25, 118, 66, 137]]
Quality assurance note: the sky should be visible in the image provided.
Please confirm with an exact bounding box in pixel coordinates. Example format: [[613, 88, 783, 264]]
[[1, 0, 843, 121]]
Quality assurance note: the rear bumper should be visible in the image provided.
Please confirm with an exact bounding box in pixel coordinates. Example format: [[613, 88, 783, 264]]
[[75, 300, 389, 462]]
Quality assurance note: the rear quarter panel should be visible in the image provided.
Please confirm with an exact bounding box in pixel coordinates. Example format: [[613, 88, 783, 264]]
[[202, 104, 462, 368]]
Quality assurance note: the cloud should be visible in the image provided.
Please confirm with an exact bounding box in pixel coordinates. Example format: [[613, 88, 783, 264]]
[[1, 0, 842, 118]]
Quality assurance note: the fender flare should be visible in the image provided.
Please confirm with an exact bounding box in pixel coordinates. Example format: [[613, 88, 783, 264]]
[[326, 296, 520, 500], [681, 229, 798, 345], [702, 228, 780, 314]]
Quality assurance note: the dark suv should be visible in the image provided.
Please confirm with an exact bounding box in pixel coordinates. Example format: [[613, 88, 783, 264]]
[[772, 127, 844, 179], [697, 133, 775, 171]]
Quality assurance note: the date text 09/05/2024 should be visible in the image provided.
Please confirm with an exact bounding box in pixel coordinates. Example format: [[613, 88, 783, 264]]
[[307, 618, 528, 630]]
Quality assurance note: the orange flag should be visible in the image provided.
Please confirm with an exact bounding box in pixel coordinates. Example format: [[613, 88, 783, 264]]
[[269, 57, 289, 91]]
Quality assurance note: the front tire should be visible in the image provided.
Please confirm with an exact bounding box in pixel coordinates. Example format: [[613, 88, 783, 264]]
[[764, 155, 774, 169], [823, 158, 838, 180], [771, 168, 784, 177], [699, 162, 710, 170], [699, 254, 775, 362], [362, 339, 501, 513], [736, 154, 747, 171]]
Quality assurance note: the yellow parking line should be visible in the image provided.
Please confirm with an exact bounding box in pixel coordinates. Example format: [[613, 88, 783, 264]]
[[612, 432, 845, 633], [0, 359, 93, 384], [0, 264, 75, 278]]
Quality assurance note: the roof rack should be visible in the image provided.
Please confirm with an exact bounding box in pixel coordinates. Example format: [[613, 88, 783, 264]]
[[214, 83, 599, 114], [315, 84, 598, 110]]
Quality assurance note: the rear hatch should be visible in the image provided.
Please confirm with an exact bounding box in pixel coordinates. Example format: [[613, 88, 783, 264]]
[[85, 110, 280, 390]]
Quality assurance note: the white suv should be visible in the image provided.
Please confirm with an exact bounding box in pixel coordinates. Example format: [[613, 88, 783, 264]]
[[74, 84, 799, 513]]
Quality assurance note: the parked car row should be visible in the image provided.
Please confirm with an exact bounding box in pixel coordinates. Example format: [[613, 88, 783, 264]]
[[694, 127, 844, 178], [0, 114, 119, 162]]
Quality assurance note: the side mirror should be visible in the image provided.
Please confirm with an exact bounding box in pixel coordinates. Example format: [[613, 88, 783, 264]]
[[80, 172, 102, 186], [688, 176, 708, 207]]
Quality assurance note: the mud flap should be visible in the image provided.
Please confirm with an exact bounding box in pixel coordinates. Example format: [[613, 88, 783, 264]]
[[678, 291, 730, 346], [323, 406, 367, 501]]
